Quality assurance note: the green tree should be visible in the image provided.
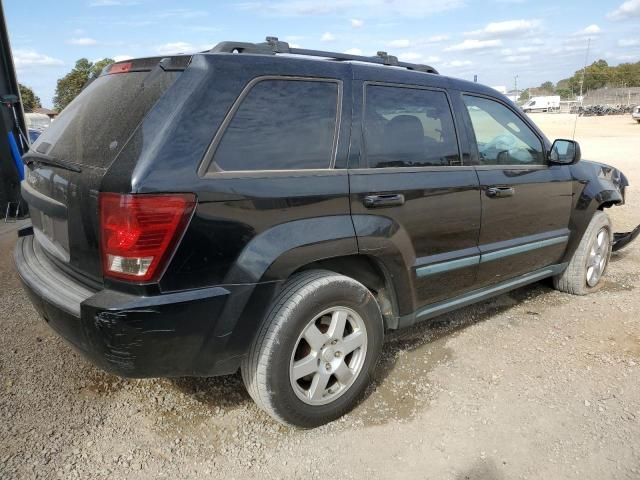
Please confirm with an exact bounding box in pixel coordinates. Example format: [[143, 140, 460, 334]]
[[555, 88, 572, 100], [540, 81, 555, 93], [518, 89, 530, 102], [610, 62, 640, 87], [18, 83, 41, 112], [91, 58, 115, 79], [567, 59, 611, 93], [53, 57, 114, 111]]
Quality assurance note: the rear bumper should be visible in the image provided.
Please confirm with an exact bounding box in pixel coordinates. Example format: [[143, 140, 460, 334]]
[[14, 234, 269, 378]]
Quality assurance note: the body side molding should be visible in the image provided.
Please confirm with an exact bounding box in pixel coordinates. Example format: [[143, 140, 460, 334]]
[[399, 263, 567, 329]]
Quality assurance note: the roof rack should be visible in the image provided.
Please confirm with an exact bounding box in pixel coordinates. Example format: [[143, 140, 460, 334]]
[[209, 36, 439, 75]]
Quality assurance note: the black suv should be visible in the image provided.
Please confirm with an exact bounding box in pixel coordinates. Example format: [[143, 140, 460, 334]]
[[14, 38, 639, 427]]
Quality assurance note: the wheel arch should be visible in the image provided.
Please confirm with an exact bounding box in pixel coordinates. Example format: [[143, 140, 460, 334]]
[[292, 254, 400, 330]]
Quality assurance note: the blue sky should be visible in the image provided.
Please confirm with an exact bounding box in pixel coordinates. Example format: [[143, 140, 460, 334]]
[[6, 0, 640, 108]]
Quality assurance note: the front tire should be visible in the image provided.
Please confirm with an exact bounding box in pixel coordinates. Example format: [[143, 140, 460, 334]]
[[553, 211, 612, 295], [241, 270, 384, 428]]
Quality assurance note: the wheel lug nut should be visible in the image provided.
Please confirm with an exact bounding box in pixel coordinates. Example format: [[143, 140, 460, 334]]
[[325, 363, 331, 370], [331, 340, 337, 345], [334, 351, 341, 358]]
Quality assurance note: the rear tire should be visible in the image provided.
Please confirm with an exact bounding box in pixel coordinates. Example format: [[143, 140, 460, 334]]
[[553, 211, 612, 295], [241, 270, 384, 428]]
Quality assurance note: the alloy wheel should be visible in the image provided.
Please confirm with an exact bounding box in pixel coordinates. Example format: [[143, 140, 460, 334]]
[[289, 307, 368, 406]]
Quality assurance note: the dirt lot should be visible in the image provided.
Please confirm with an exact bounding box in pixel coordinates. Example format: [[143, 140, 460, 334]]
[[1, 114, 639, 480]]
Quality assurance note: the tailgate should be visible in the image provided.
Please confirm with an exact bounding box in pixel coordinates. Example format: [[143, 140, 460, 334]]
[[22, 56, 187, 282]]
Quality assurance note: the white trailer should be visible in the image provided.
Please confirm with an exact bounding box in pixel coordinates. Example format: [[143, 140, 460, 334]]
[[522, 96, 560, 113]]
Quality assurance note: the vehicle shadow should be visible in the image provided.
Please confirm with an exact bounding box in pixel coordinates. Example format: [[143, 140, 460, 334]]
[[169, 281, 556, 416], [373, 281, 554, 385]]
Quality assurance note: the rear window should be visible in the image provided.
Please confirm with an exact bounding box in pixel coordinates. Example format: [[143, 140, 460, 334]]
[[209, 78, 340, 172], [32, 70, 179, 168]]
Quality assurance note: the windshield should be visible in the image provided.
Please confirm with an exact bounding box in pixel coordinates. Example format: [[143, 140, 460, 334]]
[[31, 70, 179, 169]]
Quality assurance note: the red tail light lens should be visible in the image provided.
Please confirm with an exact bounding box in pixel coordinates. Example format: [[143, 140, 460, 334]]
[[99, 193, 196, 282], [108, 62, 132, 74]]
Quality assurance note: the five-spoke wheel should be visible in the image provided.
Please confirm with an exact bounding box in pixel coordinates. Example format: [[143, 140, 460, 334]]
[[290, 307, 367, 405], [586, 227, 610, 287]]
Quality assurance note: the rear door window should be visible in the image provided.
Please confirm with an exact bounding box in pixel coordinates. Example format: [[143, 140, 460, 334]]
[[363, 85, 461, 168], [209, 78, 340, 172], [33, 70, 179, 169]]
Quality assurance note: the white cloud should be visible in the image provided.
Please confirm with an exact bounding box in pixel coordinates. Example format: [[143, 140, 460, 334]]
[[445, 39, 502, 51], [502, 46, 540, 55], [614, 53, 640, 61], [389, 39, 411, 48], [465, 19, 541, 37], [113, 55, 134, 62], [504, 54, 531, 63], [351, 18, 364, 28], [447, 60, 473, 67], [157, 8, 209, 19], [398, 52, 422, 61], [550, 44, 588, 55], [618, 39, 640, 47], [426, 35, 449, 43], [573, 24, 601, 36], [583, 24, 601, 34], [156, 42, 196, 55], [13, 50, 64, 69], [321, 32, 335, 42], [67, 37, 98, 46], [237, 0, 463, 18], [90, 0, 139, 5], [396, 52, 441, 63], [344, 48, 363, 55], [607, 0, 640, 20]]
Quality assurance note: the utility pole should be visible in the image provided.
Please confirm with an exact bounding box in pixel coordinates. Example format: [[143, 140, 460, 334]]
[[579, 37, 591, 106]]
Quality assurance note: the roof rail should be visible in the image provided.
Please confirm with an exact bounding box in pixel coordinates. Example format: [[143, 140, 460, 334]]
[[209, 36, 439, 75]]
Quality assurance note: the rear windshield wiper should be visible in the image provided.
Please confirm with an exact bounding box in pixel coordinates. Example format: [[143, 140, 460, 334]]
[[23, 151, 82, 173]]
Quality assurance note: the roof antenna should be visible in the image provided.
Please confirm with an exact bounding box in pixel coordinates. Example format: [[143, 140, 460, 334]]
[[573, 37, 591, 140]]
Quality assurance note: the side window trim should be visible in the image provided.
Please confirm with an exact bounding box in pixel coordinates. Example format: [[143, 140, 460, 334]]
[[197, 75, 343, 177], [461, 92, 548, 168], [362, 81, 464, 169]]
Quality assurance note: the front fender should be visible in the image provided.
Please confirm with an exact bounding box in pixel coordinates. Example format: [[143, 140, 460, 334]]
[[565, 160, 629, 262]]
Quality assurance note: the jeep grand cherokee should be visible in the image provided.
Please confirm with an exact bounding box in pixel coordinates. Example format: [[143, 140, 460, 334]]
[[14, 37, 640, 427]]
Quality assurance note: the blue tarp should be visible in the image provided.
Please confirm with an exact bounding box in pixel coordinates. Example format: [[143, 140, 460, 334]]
[[7, 131, 24, 181]]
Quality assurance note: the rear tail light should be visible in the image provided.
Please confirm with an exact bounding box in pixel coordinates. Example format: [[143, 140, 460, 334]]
[[107, 62, 132, 74], [99, 193, 196, 282]]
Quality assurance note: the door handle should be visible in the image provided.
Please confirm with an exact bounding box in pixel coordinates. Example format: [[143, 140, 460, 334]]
[[486, 186, 515, 198], [363, 193, 405, 208]]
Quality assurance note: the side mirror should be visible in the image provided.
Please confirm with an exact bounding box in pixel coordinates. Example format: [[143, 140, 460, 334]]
[[549, 139, 581, 165]]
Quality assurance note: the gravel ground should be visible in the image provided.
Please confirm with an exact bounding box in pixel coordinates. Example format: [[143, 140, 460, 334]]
[[1, 114, 639, 480]]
